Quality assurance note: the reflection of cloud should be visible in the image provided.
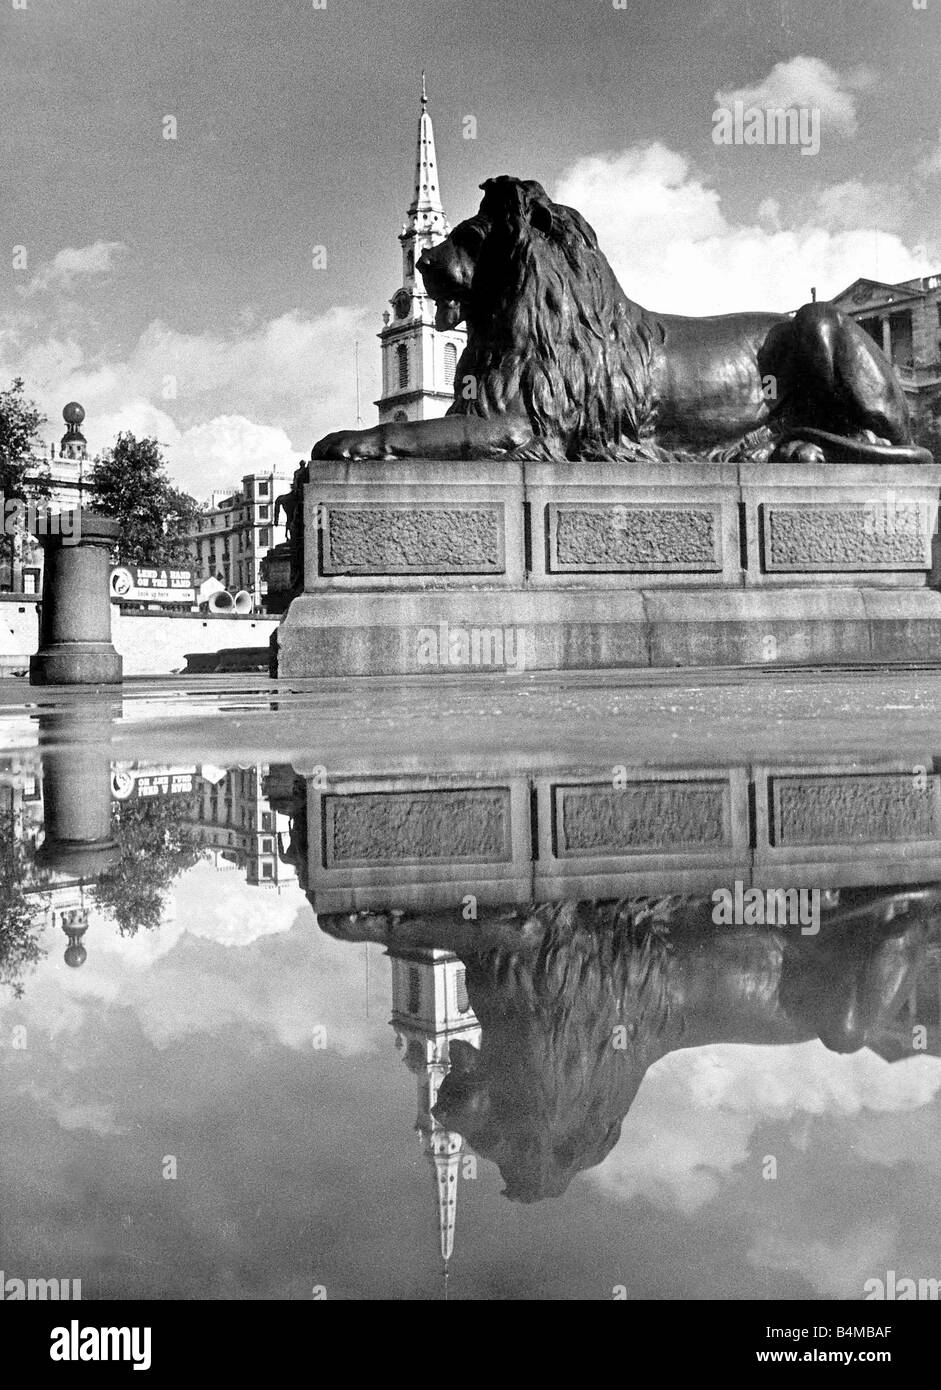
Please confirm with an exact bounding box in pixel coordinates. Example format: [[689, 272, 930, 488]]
[[176, 862, 301, 947], [1, 878, 385, 1063], [589, 1043, 941, 1217], [749, 1223, 897, 1300]]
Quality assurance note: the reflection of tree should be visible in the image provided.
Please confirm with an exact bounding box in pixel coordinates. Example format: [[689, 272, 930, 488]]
[[0, 815, 44, 997], [93, 796, 204, 936]]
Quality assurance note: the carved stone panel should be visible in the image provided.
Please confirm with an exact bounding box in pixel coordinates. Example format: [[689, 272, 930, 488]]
[[323, 788, 512, 866], [553, 780, 731, 857], [322, 503, 505, 575], [762, 502, 932, 572], [548, 503, 722, 572], [770, 773, 941, 846]]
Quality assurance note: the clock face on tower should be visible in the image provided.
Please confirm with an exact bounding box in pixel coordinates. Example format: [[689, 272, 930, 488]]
[[393, 291, 410, 320]]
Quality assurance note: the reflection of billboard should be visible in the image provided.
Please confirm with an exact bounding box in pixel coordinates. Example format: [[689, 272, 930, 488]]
[[111, 766, 198, 800], [110, 565, 195, 604]]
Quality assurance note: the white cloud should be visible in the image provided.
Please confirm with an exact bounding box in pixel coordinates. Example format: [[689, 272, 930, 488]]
[[749, 1223, 898, 1300], [553, 143, 933, 313], [0, 305, 378, 497], [808, 181, 913, 234], [588, 1042, 941, 1217], [916, 127, 941, 178], [22, 241, 126, 296], [715, 56, 876, 138]]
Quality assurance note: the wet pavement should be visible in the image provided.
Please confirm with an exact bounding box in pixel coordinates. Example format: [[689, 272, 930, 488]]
[[1, 667, 940, 1300]]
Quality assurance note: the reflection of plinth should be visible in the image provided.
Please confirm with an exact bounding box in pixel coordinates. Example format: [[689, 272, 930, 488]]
[[277, 458, 941, 677], [30, 512, 122, 686]]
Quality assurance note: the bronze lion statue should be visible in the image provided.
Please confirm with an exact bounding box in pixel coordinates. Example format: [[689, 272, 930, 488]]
[[429, 893, 938, 1202], [313, 176, 930, 466]]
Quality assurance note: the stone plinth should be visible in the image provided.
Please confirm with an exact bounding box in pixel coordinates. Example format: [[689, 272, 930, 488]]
[[30, 512, 122, 686], [277, 458, 941, 677]]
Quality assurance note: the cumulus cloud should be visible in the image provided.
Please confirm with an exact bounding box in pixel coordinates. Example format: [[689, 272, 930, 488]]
[[715, 56, 876, 138], [0, 305, 378, 496], [21, 241, 126, 296], [588, 1041, 941, 1217], [807, 181, 913, 234], [0, 879, 386, 1060], [916, 127, 941, 179], [553, 143, 933, 313], [749, 1222, 898, 1300]]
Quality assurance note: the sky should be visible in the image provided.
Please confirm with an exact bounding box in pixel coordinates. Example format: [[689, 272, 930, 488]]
[[2, 0, 940, 497]]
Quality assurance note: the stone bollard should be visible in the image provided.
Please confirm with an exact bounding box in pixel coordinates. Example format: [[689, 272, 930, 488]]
[[30, 511, 122, 685]]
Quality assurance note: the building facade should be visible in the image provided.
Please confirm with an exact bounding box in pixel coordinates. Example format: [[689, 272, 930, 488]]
[[831, 272, 941, 458], [186, 469, 292, 605], [375, 77, 467, 425]]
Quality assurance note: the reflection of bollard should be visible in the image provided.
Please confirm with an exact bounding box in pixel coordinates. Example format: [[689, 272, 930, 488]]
[[30, 512, 122, 686], [33, 705, 121, 881]]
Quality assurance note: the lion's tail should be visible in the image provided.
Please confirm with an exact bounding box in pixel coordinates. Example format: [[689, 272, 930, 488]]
[[776, 427, 934, 467]]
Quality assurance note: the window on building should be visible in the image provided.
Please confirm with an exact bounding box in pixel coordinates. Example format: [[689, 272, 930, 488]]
[[396, 343, 409, 389], [259, 505, 269, 520], [393, 409, 408, 423], [259, 527, 270, 547], [407, 967, 421, 1015], [258, 480, 269, 497], [261, 862, 274, 879], [444, 341, 458, 388], [261, 812, 272, 831], [261, 837, 273, 853]]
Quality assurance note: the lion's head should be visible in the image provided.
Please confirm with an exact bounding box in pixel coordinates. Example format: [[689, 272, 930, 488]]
[[432, 901, 682, 1202], [417, 176, 658, 459]]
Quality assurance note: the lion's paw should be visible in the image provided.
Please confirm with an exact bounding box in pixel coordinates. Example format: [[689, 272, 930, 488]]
[[776, 438, 827, 464], [311, 429, 392, 461]]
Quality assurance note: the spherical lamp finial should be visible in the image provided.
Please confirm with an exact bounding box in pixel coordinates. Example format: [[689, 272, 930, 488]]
[[63, 401, 85, 427]]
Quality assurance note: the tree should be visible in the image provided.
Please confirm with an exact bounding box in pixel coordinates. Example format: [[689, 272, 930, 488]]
[[0, 377, 47, 498], [87, 432, 199, 566], [0, 378, 51, 582]]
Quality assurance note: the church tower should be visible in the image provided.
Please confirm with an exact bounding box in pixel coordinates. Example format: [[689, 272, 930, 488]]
[[376, 76, 467, 425], [390, 946, 481, 1292]]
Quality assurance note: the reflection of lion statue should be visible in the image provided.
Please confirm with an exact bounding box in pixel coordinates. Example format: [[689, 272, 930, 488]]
[[427, 894, 937, 1203], [313, 176, 930, 465]]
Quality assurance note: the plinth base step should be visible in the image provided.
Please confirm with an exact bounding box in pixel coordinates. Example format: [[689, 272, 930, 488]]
[[277, 587, 941, 678]]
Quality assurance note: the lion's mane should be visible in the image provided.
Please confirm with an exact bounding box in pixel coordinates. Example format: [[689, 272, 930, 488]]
[[435, 900, 687, 1202], [448, 178, 660, 460]]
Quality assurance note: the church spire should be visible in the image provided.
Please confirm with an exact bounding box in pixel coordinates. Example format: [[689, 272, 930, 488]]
[[405, 72, 447, 242], [376, 77, 467, 426]]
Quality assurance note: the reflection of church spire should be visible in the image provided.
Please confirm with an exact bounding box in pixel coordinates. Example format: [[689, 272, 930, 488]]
[[389, 946, 480, 1295]]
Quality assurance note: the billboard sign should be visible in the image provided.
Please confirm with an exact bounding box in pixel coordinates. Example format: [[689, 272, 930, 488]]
[[110, 565, 196, 604]]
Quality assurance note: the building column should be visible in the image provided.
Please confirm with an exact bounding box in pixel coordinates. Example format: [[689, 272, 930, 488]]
[[882, 318, 892, 360]]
